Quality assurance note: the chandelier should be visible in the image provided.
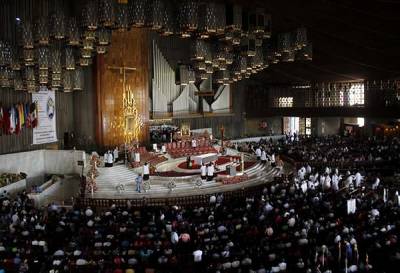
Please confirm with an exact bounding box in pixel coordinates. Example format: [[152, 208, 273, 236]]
[[115, 1, 129, 31], [99, 0, 115, 28], [82, 0, 98, 31], [51, 10, 66, 40], [129, 0, 146, 27], [73, 67, 84, 91], [0, 1, 312, 92], [67, 18, 81, 46], [64, 47, 76, 71], [21, 21, 34, 49], [35, 18, 50, 46], [178, 0, 198, 38], [63, 70, 73, 92], [149, 0, 164, 30]]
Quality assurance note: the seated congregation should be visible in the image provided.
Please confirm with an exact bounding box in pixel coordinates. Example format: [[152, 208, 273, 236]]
[[0, 136, 399, 273]]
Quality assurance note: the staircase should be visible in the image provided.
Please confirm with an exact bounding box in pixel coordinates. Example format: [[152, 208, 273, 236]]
[[90, 161, 281, 199]]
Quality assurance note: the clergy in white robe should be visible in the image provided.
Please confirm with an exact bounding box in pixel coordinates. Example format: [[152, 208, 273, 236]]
[[113, 147, 119, 163], [104, 152, 109, 166], [207, 164, 215, 181], [106, 151, 113, 167], [200, 164, 207, 180], [143, 163, 150, 181], [255, 147, 262, 160], [261, 150, 267, 164]]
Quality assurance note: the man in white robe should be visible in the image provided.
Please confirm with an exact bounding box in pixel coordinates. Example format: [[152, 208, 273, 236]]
[[107, 151, 114, 167], [261, 150, 267, 164], [255, 147, 262, 160], [113, 147, 119, 163], [207, 163, 215, 181], [200, 163, 207, 180]]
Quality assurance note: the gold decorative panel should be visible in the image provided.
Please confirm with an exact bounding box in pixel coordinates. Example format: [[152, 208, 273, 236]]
[[95, 29, 150, 147]]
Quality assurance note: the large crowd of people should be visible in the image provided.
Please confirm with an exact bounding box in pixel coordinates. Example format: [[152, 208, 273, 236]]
[[0, 135, 399, 273]]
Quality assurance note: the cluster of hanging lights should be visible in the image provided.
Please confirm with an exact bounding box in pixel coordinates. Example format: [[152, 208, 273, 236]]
[[0, 0, 312, 92]]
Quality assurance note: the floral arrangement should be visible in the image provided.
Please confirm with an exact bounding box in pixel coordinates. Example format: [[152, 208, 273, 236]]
[[0, 173, 25, 188], [142, 181, 151, 191], [167, 180, 176, 191], [86, 154, 100, 194]]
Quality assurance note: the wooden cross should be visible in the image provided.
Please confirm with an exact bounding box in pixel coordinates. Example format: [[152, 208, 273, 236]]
[[107, 65, 137, 92]]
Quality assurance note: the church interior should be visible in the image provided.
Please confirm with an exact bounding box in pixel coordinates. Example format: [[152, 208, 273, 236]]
[[0, 0, 399, 272]]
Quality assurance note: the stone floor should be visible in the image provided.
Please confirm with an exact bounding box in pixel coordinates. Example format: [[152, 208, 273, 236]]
[[89, 161, 281, 200]]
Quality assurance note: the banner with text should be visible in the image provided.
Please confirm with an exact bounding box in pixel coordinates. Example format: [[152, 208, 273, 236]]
[[32, 89, 57, 145]]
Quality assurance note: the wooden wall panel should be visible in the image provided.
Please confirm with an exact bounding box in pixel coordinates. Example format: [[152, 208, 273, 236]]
[[72, 67, 96, 148], [96, 29, 150, 147]]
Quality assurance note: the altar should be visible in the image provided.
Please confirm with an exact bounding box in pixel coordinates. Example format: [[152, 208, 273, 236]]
[[193, 153, 218, 165]]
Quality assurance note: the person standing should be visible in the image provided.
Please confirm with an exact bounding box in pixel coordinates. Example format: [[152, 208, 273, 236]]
[[207, 163, 214, 181], [104, 151, 109, 167], [200, 163, 207, 181], [261, 149, 267, 164], [143, 162, 150, 181], [135, 174, 143, 193], [113, 147, 119, 163], [107, 150, 114, 167], [255, 147, 262, 160]]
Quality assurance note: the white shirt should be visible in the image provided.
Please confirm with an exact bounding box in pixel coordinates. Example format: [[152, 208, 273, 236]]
[[270, 154, 275, 163], [200, 165, 207, 176], [261, 151, 267, 161], [193, 250, 203, 262], [113, 149, 119, 160], [143, 164, 150, 175], [207, 165, 214, 176], [255, 148, 262, 157], [192, 139, 197, 148], [107, 153, 113, 164], [104, 153, 109, 163]]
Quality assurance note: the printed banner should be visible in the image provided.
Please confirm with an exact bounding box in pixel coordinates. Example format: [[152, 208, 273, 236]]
[[32, 89, 57, 145]]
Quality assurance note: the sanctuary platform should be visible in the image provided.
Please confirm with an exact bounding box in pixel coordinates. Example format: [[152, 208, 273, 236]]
[[85, 146, 282, 201]]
